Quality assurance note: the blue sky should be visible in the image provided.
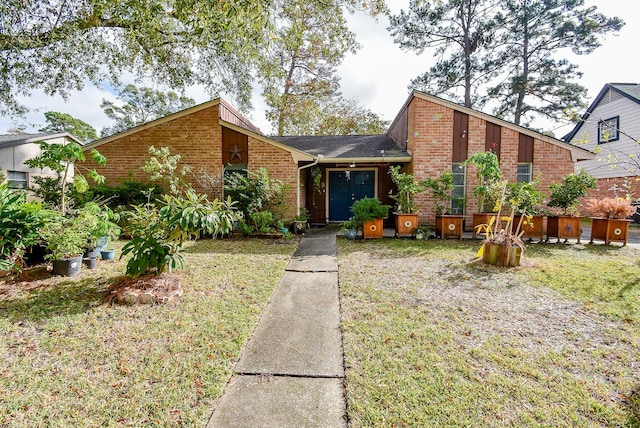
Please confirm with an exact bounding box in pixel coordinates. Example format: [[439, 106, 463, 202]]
[[1, 0, 637, 138]]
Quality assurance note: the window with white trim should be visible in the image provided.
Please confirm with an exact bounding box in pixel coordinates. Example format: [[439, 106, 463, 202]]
[[451, 163, 466, 215], [7, 171, 28, 189], [598, 116, 619, 144], [517, 163, 532, 183]]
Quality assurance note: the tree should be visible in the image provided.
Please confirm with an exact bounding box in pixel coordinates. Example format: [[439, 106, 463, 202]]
[[258, 0, 360, 135], [487, 0, 623, 126], [100, 85, 197, 136], [39, 111, 98, 143], [25, 142, 106, 214], [388, 0, 501, 108], [310, 98, 389, 135], [0, 0, 273, 116]]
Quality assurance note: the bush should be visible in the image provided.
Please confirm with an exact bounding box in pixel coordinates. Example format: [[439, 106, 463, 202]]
[[586, 197, 637, 219], [0, 178, 55, 271], [351, 197, 391, 222], [548, 170, 596, 216], [223, 168, 286, 222]]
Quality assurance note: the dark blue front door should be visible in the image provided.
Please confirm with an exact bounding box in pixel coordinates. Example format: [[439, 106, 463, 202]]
[[329, 170, 375, 221]]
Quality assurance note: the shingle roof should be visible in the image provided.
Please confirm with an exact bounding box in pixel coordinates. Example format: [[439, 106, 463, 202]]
[[270, 134, 410, 161], [0, 132, 81, 148]]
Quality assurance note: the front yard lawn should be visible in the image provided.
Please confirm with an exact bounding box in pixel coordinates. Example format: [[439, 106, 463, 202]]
[[339, 238, 640, 427], [0, 238, 297, 426]]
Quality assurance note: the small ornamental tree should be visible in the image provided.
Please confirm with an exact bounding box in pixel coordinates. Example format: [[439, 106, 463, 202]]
[[548, 170, 596, 216], [25, 141, 106, 214], [463, 151, 502, 213], [388, 165, 427, 214]]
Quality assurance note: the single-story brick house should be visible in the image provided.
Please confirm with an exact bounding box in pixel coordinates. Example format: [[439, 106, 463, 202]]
[[81, 91, 594, 229], [0, 132, 83, 190]]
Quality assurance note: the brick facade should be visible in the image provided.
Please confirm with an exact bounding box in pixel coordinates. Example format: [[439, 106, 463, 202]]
[[405, 96, 579, 227], [81, 102, 299, 218]]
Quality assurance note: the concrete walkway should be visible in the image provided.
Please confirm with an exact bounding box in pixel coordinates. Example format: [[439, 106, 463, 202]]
[[207, 225, 345, 428]]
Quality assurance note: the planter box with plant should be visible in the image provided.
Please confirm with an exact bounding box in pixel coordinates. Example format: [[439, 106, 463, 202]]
[[506, 180, 545, 241], [388, 165, 427, 238], [475, 183, 526, 267], [587, 197, 637, 245], [546, 170, 596, 243], [463, 152, 503, 235], [351, 197, 391, 239], [426, 171, 463, 239]]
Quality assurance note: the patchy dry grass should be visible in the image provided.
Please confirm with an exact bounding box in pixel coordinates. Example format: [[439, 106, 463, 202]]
[[339, 238, 640, 427], [0, 238, 297, 427]]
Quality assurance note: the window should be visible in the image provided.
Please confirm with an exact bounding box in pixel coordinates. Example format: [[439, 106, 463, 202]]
[[7, 171, 28, 189], [517, 163, 532, 183], [598, 116, 619, 144], [451, 163, 466, 214]]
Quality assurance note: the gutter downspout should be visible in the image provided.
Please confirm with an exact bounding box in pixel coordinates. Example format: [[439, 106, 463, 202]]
[[297, 155, 324, 217]]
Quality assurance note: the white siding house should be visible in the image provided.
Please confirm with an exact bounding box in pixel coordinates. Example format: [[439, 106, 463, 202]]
[[0, 133, 83, 189], [565, 83, 640, 183]]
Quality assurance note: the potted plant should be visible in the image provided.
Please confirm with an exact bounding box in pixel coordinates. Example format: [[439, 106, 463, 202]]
[[506, 180, 545, 241], [476, 182, 526, 267], [546, 170, 596, 243], [463, 152, 503, 233], [426, 171, 463, 239], [351, 197, 391, 239], [587, 197, 637, 245], [342, 217, 360, 240], [388, 165, 427, 238], [414, 225, 429, 240], [77, 202, 121, 258], [40, 215, 92, 276], [292, 208, 309, 234]]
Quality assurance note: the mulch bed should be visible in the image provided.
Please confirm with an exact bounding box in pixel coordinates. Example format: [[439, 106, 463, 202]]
[[106, 273, 183, 305]]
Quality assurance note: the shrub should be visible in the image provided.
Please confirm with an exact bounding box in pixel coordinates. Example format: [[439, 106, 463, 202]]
[[351, 197, 391, 222], [548, 170, 596, 216], [586, 197, 637, 219], [223, 168, 286, 221], [0, 178, 55, 271]]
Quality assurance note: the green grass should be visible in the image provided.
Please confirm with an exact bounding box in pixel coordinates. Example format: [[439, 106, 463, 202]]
[[338, 237, 640, 427], [0, 238, 297, 427]]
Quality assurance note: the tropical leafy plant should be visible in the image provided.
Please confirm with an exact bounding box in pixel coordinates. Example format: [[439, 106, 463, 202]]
[[121, 191, 238, 278], [76, 202, 121, 249], [0, 177, 54, 271], [342, 217, 360, 231]]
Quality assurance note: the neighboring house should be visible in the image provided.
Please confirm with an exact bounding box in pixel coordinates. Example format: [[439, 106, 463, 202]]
[[81, 91, 594, 229], [564, 83, 640, 199], [0, 133, 83, 190]]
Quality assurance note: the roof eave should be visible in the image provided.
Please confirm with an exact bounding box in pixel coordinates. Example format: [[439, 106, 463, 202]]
[[317, 156, 412, 164]]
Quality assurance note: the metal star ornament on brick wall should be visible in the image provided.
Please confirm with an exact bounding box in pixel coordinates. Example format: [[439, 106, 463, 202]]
[[228, 143, 243, 161]]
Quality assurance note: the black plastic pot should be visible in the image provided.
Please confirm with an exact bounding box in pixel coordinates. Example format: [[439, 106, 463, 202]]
[[52, 256, 83, 277]]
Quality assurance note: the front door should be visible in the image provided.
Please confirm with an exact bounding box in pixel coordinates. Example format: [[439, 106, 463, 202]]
[[328, 170, 375, 221]]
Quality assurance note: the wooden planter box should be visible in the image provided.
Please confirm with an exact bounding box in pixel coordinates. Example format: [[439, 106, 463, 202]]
[[472, 213, 497, 238], [546, 216, 581, 243], [363, 218, 384, 239], [435, 215, 463, 239], [590, 218, 631, 245], [482, 242, 522, 267], [394, 213, 419, 238], [515, 215, 544, 241]]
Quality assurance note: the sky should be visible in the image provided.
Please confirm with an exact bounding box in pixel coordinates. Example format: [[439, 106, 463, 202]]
[[1, 0, 638, 138]]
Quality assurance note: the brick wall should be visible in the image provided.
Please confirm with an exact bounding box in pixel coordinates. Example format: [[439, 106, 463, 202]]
[[248, 137, 298, 219], [407, 96, 580, 226], [81, 104, 299, 218]]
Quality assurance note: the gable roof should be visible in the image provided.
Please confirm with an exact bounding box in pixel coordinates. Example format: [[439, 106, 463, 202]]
[[0, 132, 83, 148], [390, 90, 595, 162], [563, 83, 640, 142], [271, 134, 411, 163]]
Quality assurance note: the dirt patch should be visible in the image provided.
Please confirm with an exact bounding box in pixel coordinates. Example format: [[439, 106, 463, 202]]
[[106, 273, 183, 305]]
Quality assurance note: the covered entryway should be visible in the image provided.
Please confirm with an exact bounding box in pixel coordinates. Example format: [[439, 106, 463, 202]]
[[328, 170, 376, 221]]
